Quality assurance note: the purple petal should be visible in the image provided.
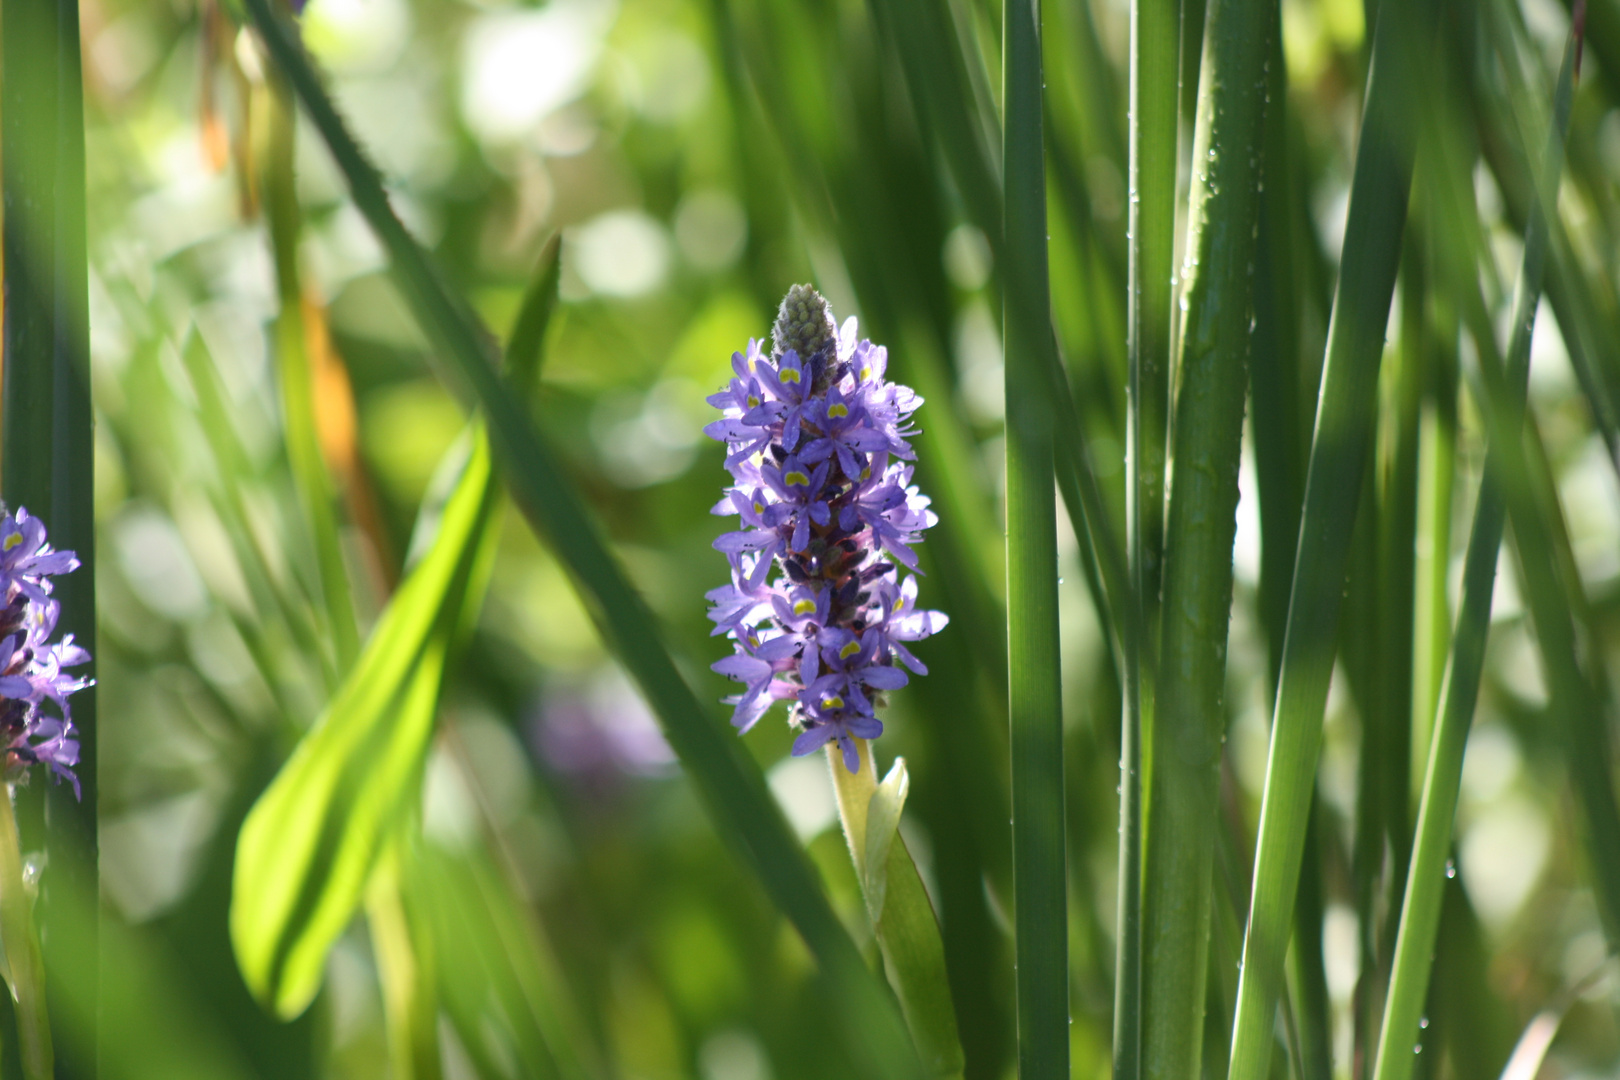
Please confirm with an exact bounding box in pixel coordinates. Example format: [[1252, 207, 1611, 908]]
[[860, 665, 908, 690], [838, 735, 859, 774], [792, 725, 837, 757]]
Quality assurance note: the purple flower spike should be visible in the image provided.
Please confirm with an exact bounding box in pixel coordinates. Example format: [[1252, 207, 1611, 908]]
[[0, 507, 89, 799], [706, 285, 945, 773]]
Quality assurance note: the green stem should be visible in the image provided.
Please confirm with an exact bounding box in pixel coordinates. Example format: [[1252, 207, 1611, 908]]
[[266, 72, 360, 678], [1225, 1, 1433, 1074], [1139, 1, 1271, 1076], [1003, 0, 1067, 1070], [1117, 1, 1176, 1071], [0, 787, 51, 1079], [368, 850, 442, 1080]]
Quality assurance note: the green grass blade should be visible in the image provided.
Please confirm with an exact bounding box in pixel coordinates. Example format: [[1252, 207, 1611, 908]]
[[1411, 304, 1458, 787], [241, 6, 925, 1075], [1, 0, 95, 1067], [265, 77, 360, 677], [1225, 2, 1434, 1074], [829, 742, 965, 1078], [1138, 0, 1272, 1075], [1117, 1, 1178, 1074], [1003, 0, 1068, 1072], [1372, 29, 1580, 1080]]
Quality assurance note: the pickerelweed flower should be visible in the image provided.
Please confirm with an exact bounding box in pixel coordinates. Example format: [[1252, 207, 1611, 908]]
[[0, 508, 89, 798], [707, 285, 946, 773]]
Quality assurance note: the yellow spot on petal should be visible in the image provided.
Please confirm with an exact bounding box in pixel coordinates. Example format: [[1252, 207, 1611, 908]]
[[780, 367, 801, 383], [828, 403, 849, 418], [860, 467, 871, 480], [860, 367, 871, 380], [753, 501, 765, 514], [793, 599, 817, 616], [747, 395, 760, 408], [839, 640, 861, 659], [785, 471, 810, 487], [2, 534, 19, 552], [894, 597, 905, 612], [824, 696, 844, 710]]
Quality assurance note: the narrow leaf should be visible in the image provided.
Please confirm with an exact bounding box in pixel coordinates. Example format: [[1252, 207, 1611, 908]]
[[1139, 0, 1273, 1075], [829, 740, 965, 1079], [862, 757, 910, 924], [1003, 0, 1068, 1071]]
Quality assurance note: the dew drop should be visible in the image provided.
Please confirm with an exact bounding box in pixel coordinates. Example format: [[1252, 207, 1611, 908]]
[[1445, 859, 1457, 879], [1419, 1017, 1429, 1030]]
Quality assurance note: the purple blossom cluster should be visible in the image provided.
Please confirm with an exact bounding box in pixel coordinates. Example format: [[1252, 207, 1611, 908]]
[[706, 285, 946, 773], [0, 509, 89, 798]]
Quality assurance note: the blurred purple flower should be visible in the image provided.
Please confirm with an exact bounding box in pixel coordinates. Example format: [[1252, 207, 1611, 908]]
[[0, 508, 89, 799], [535, 671, 676, 780], [706, 285, 947, 772]]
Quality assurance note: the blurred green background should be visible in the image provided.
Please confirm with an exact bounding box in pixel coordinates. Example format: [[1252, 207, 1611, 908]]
[[68, 0, 1620, 1075]]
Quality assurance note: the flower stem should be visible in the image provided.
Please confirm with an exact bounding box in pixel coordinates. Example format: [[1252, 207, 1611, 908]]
[[0, 785, 51, 1080], [828, 740, 966, 1079]]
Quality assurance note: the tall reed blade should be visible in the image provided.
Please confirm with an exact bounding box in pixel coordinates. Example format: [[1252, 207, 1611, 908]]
[[2, 0, 96, 1070], [1003, 0, 1067, 1071], [240, 3, 924, 1075], [1138, 1, 1271, 1075], [1225, 1, 1434, 1074], [265, 74, 360, 678], [1117, 1, 1178, 1075], [1372, 22, 1581, 1080]]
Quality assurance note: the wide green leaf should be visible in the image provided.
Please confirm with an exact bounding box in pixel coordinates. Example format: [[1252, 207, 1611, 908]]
[[231, 434, 499, 1016]]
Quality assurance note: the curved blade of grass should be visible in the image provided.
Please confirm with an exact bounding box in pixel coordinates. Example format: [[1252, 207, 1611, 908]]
[[1225, 1, 1435, 1073], [1117, 1, 1179, 1074], [241, 5, 925, 1074], [1373, 21, 1578, 1080], [829, 741, 965, 1079], [1138, 0, 1272, 1075], [1003, 0, 1068, 1072]]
